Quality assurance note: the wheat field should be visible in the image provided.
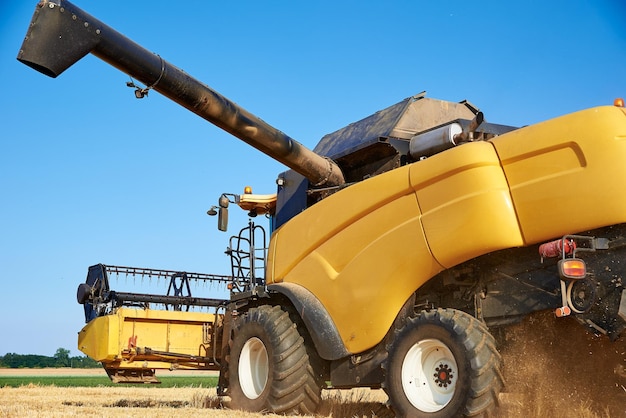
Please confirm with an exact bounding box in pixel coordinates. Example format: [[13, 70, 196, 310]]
[[0, 381, 394, 418], [0, 382, 621, 418], [1, 312, 624, 417]]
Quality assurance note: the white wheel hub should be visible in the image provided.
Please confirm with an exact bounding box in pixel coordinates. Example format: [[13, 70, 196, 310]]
[[239, 337, 269, 399], [401, 338, 458, 412]]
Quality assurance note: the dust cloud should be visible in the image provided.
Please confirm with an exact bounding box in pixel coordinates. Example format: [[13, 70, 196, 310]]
[[497, 311, 626, 417]]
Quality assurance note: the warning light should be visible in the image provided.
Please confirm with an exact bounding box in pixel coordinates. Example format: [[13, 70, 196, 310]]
[[614, 98, 625, 107], [244, 186, 253, 194], [558, 258, 586, 280], [555, 306, 571, 317]]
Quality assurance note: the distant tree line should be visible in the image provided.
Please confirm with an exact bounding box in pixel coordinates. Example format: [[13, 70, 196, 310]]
[[0, 348, 100, 368]]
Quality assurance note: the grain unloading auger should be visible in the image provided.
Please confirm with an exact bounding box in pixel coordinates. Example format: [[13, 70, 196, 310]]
[[16, 0, 344, 190], [18, 1, 626, 416]]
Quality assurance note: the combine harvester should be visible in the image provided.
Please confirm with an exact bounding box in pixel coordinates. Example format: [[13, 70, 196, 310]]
[[18, 1, 626, 416]]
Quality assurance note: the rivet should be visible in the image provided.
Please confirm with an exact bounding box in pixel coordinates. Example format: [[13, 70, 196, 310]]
[[96, 29, 101, 35], [48, 3, 55, 8], [84, 22, 89, 27]]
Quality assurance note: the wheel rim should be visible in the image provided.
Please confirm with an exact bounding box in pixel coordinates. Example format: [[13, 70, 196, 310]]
[[401, 338, 458, 412], [238, 337, 269, 399]]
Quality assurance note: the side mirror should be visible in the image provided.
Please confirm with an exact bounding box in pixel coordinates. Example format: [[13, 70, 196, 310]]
[[217, 194, 230, 232], [218, 206, 229, 232]]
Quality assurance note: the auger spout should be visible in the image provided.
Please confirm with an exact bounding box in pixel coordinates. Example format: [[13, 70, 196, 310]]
[[17, 0, 344, 187]]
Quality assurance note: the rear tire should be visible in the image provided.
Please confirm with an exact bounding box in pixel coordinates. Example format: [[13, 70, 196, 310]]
[[384, 308, 503, 417], [228, 305, 322, 414]]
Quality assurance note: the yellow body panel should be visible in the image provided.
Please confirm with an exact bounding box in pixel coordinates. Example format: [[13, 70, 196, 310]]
[[78, 309, 120, 363], [268, 106, 626, 354], [491, 106, 626, 244], [410, 141, 523, 268], [268, 166, 442, 353], [269, 143, 523, 353], [78, 307, 217, 369]]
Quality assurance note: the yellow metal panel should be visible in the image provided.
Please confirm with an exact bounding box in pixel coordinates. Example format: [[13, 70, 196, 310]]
[[77, 313, 119, 362], [119, 308, 214, 355], [491, 106, 626, 244], [269, 166, 443, 353], [410, 141, 524, 268], [269, 166, 416, 279], [77, 308, 216, 367]]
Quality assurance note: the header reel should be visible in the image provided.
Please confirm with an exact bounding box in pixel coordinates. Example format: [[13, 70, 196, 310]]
[[76, 264, 231, 322]]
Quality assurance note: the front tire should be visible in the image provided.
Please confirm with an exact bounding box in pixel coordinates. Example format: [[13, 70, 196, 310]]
[[228, 305, 322, 414], [384, 308, 503, 417]]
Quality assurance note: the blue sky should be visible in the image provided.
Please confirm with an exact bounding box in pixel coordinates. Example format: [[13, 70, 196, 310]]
[[1, 0, 624, 357]]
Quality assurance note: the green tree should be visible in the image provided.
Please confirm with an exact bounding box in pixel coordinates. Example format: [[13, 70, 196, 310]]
[[70, 355, 100, 368], [0, 349, 100, 369], [0, 353, 55, 368], [53, 348, 71, 367]]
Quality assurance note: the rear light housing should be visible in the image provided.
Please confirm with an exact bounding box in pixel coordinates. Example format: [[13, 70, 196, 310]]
[[558, 258, 586, 280]]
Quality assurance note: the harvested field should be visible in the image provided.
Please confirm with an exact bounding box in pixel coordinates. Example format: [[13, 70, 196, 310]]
[[1, 312, 624, 417], [1, 385, 221, 418], [0, 385, 393, 418]]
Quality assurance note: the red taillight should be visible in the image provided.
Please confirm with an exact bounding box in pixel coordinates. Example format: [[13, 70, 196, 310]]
[[558, 258, 586, 280]]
